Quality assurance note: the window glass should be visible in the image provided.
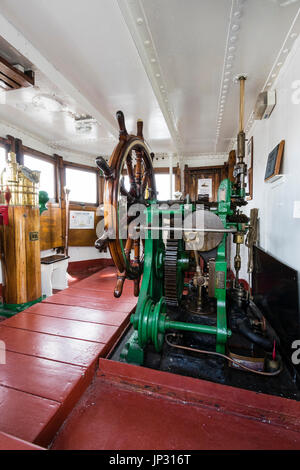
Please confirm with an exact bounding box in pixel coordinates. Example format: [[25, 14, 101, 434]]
[[65, 167, 97, 204], [155, 173, 175, 200], [24, 154, 55, 199], [123, 173, 175, 200], [0, 147, 6, 177]]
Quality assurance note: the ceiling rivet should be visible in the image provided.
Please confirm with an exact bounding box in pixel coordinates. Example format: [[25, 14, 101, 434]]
[[137, 18, 143, 25], [233, 11, 242, 18]]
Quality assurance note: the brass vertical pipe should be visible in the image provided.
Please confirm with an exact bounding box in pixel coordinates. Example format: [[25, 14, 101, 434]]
[[239, 76, 246, 133], [235, 76, 247, 196]]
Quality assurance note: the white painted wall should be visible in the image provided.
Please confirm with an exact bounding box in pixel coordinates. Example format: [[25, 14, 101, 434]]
[[236, 36, 300, 295]]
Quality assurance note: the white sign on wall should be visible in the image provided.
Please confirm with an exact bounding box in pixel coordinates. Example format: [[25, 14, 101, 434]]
[[198, 178, 212, 198], [69, 211, 95, 229]]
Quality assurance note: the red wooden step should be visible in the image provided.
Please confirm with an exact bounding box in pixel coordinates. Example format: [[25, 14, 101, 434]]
[[0, 431, 45, 450], [42, 294, 136, 312], [4, 311, 118, 344], [26, 302, 131, 327], [0, 325, 105, 368], [0, 350, 90, 402], [0, 385, 60, 445]]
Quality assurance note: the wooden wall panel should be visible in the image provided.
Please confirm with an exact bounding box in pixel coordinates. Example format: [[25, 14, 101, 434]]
[[40, 204, 63, 250], [184, 166, 224, 201], [2, 207, 41, 304], [68, 205, 101, 247]]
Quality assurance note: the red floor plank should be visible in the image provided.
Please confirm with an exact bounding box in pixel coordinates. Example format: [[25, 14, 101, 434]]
[[48, 287, 134, 301], [0, 432, 45, 450], [43, 294, 136, 312], [0, 325, 106, 367], [51, 377, 300, 450], [4, 311, 118, 344], [0, 385, 60, 445], [73, 278, 133, 290], [0, 351, 89, 402], [0, 266, 136, 447], [26, 302, 131, 327]]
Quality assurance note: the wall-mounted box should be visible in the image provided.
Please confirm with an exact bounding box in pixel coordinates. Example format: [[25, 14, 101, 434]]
[[254, 90, 276, 120]]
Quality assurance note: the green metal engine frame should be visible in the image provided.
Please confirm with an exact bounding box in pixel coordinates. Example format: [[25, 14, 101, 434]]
[[121, 178, 245, 365]]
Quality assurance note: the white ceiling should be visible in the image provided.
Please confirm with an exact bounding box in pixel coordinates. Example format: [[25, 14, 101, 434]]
[[0, 0, 299, 159]]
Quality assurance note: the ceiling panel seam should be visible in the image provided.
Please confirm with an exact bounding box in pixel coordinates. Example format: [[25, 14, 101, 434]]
[[215, 0, 245, 153], [117, 0, 181, 154]]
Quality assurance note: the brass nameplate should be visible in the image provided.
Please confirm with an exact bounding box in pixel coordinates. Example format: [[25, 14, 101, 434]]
[[29, 231, 39, 241]]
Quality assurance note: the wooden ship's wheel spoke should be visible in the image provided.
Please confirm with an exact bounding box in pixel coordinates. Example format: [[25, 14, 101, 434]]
[[126, 153, 137, 197], [96, 110, 156, 297]]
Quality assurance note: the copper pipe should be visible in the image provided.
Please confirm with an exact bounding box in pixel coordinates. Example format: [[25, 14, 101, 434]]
[[165, 334, 282, 377]]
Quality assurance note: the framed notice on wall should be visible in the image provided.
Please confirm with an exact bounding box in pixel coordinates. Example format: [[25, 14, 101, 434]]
[[264, 140, 285, 182], [198, 178, 212, 198], [69, 211, 95, 229]]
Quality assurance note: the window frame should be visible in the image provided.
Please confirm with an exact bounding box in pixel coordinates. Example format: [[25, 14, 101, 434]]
[[63, 161, 99, 207], [22, 146, 59, 203]]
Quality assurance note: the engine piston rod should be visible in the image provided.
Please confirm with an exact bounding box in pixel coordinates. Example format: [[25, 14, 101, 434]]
[[136, 226, 237, 233]]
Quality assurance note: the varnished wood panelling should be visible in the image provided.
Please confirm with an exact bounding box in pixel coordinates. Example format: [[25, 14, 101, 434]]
[[25, 207, 41, 302], [40, 204, 63, 250], [2, 207, 41, 304], [68, 205, 101, 247]]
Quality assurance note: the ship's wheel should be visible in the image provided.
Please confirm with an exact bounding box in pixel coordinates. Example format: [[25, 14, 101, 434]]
[[96, 111, 157, 298]]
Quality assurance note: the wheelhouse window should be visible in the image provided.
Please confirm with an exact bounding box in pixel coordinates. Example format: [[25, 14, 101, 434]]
[[155, 173, 175, 201], [123, 172, 175, 201], [0, 146, 6, 176], [24, 154, 56, 200], [65, 167, 97, 204]]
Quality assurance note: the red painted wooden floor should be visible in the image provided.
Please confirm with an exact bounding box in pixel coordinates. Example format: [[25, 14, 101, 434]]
[[0, 267, 136, 448], [0, 432, 45, 450], [2, 266, 300, 450], [51, 359, 300, 451]]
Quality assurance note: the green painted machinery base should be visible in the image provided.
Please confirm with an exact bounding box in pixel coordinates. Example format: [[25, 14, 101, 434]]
[[120, 331, 144, 366], [0, 296, 44, 318]]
